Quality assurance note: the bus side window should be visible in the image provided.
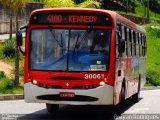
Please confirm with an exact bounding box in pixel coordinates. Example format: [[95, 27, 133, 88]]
[[129, 29, 132, 56], [141, 35, 144, 56], [142, 35, 146, 56], [116, 25, 120, 58], [120, 25, 125, 56], [144, 35, 147, 56], [127, 28, 131, 57], [136, 32, 139, 57], [131, 30, 134, 57], [124, 27, 128, 57], [139, 34, 142, 57], [133, 31, 136, 57]]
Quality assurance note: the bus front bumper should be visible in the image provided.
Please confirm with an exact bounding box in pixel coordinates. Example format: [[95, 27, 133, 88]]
[[24, 82, 113, 105]]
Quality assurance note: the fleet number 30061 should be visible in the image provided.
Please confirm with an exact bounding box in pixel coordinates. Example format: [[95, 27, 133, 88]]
[[84, 74, 105, 79]]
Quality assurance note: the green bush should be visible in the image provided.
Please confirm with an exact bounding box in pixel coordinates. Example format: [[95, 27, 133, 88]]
[[0, 71, 5, 79], [4, 79, 14, 89], [2, 39, 16, 57], [19, 66, 24, 76], [0, 77, 23, 94], [146, 69, 160, 86], [0, 78, 14, 90]]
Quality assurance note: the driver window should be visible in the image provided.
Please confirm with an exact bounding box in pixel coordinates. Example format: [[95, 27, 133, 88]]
[[90, 30, 111, 54]]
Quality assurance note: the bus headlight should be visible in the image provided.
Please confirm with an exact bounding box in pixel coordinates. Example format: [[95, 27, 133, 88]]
[[99, 81, 105, 86], [32, 80, 38, 85]]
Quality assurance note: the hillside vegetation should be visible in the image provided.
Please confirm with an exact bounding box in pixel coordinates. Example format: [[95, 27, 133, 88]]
[[114, 0, 160, 19], [145, 24, 160, 86]]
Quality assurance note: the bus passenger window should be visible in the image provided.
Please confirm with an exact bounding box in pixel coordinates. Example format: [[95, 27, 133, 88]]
[[136, 33, 139, 57], [133, 31, 136, 56], [139, 34, 143, 57], [142, 35, 146, 56], [129, 29, 132, 56], [144, 36, 147, 56], [124, 27, 128, 57], [131, 30, 134, 57], [120, 26, 127, 56], [127, 28, 131, 57]]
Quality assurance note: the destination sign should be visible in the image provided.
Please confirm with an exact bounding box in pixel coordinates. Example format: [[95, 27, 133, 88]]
[[30, 13, 112, 26], [47, 15, 97, 23]]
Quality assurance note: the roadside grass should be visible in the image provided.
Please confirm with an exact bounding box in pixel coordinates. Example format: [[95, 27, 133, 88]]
[[0, 38, 24, 77], [0, 38, 24, 94], [145, 24, 160, 86], [0, 71, 23, 94], [0, 41, 24, 65]]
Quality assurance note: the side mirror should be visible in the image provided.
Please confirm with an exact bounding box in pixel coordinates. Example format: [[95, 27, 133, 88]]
[[16, 25, 27, 56], [16, 31, 22, 46]]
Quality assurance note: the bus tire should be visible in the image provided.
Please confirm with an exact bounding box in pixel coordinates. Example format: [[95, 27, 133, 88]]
[[121, 86, 125, 104], [46, 104, 59, 114], [115, 85, 125, 114], [120, 79, 126, 104]]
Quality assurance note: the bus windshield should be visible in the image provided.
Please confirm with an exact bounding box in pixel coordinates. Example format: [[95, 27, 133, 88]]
[[30, 28, 111, 71]]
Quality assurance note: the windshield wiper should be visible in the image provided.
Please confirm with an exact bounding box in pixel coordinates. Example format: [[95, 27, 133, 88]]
[[72, 34, 80, 59], [72, 29, 93, 59], [48, 26, 63, 48], [61, 33, 64, 55], [48, 26, 64, 56]]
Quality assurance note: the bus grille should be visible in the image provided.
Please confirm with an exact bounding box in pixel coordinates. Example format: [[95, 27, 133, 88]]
[[36, 95, 98, 102]]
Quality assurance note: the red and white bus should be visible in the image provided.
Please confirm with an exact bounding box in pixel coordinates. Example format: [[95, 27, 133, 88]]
[[17, 8, 146, 113]]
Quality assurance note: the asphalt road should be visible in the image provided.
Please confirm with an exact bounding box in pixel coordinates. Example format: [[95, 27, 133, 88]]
[[0, 89, 160, 120]]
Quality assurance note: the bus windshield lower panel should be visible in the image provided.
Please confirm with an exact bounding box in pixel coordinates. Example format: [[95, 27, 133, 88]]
[[30, 28, 111, 71]]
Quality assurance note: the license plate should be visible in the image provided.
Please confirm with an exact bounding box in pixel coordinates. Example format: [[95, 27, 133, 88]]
[[60, 92, 75, 98]]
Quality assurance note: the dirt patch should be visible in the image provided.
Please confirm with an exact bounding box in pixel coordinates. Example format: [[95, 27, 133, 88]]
[[0, 60, 13, 77]]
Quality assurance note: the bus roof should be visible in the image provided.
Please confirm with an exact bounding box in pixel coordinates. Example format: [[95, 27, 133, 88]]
[[30, 8, 145, 33]]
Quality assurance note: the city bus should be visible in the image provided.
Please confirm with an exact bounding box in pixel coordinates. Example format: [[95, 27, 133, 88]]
[[16, 8, 146, 113]]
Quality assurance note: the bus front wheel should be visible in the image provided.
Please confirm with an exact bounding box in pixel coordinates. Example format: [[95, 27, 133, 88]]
[[121, 86, 125, 103], [46, 104, 59, 114]]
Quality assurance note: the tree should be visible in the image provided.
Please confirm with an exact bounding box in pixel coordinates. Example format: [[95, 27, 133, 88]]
[[12, 0, 28, 32], [44, 0, 100, 8], [12, 0, 28, 86], [44, 0, 75, 8], [0, 0, 28, 86], [147, 0, 150, 18], [78, 0, 100, 8]]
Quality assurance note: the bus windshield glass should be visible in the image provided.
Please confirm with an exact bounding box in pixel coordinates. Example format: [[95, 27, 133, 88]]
[[30, 28, 111, 71]]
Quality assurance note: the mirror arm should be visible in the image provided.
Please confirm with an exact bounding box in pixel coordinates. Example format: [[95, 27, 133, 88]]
[[20, 25, 27, 30], [18, 46, 25, 56]]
